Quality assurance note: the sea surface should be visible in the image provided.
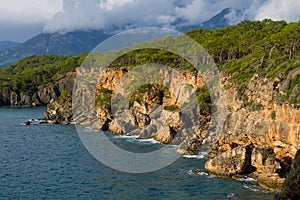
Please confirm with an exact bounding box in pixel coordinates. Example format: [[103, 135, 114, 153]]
[[0, 107, 275, 199]]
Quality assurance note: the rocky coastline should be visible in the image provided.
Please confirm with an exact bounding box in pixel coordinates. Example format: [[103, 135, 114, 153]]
[[0, 72, 76, 107], [39, 67, 300, 192], [11, 66, 299, 192]]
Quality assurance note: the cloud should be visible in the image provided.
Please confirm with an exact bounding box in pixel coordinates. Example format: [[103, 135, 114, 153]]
[[0, 0, 62, 24], [43, 0, 255, 33], [255, 0, 300, 22], [3, 0, 296, 34]]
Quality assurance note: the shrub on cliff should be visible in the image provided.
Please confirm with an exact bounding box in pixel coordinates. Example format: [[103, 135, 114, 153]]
[[0, 53, 87, 96]]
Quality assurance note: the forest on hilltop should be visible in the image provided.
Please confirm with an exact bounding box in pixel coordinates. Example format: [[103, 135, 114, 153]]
[[0, 19, 299, 105]]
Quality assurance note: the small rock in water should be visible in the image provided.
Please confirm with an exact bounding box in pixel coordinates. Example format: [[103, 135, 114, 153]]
[[25, 120, 31, 125], [191, 169, 207, 174], [39, 119, 49, 124], [52, 120, 60, 124]]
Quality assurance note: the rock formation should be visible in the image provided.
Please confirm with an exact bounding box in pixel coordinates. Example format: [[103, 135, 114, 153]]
[[73, 67, 210, 155], [0, 72, 76, 106], [274, 150, 300, 200], [44, 94, 73, 124], [205, 72, 300, 191], [7, 60, 296, 192]]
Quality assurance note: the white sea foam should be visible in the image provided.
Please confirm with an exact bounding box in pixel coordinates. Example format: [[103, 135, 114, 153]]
[[182, 150, 209, 159], [235, 176, 257, 182], [137, 138, 161, 144], [114, 135, 139, 139], [182, 154, 205, 159], [187, 169, 215, 178], [243, 185, 272, 193], [114, 135, 161, 145]]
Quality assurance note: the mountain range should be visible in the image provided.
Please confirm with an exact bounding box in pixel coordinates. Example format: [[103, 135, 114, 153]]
[[0, 41, 20, 52], [0, 8, 242, 68]]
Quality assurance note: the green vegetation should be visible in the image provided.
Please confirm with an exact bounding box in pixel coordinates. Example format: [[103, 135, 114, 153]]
[[109, 48, 195, 71], [271, 111, 277, 120], [0, 19, 299, 107], [287, 74, 300, 103], [128, 84, 167, 107], [187, 19, 300, 84], [195, 86, 211, 115], [59, 90, 70, 101], [0, 53, 87, 95], [164, 105, 180, 111], [95, 88, 113, 107]]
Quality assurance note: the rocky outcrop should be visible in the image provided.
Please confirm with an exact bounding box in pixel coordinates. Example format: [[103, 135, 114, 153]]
[[250, 146, 285, 191], [205, 72, 300, 191], [274, 150, 300, 200], [44, 94, 73, 124], [205, 145, 254, 176], [41, 65, 299, 192], [75, 67, 210, 155], [0, 72, 76, 106]]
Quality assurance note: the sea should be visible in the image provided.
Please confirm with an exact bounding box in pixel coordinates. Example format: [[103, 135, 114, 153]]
[[0, 107, 275, 199]]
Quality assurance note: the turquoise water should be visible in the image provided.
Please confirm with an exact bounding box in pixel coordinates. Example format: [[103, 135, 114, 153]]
[[0, 107, 274, 199]]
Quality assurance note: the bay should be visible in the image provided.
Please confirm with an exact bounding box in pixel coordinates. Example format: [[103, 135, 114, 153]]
[[0, 107, 274, 199]]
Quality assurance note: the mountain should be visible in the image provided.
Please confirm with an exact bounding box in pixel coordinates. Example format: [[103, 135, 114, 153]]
[[0, 30, 110, 68], [0, 41, 20, 51], [0, 8, 241, 68], [200, 8, 243, 30], [179, 8, 243, 32]]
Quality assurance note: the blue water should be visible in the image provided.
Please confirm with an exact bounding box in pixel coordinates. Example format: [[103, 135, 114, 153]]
[[0, 107, 274, 199]]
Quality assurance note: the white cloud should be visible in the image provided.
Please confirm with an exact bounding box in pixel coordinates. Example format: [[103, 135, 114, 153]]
[[43, 0, 257, 33], [100, 0, 134, 10], [0, 0, 62, 24], [2, 0, 300, 36], [255, 0, 300, 22]]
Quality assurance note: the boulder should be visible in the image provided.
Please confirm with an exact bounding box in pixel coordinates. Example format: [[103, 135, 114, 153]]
[[153, 126, 174, 144], [108, 120, 124, 134], [205, 145, 254, 177], [44, 95, 73, 124], [250, 146, 285, 191]]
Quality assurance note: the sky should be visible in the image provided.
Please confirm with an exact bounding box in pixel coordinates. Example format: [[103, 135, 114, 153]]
[[0, 0, 299, 42]]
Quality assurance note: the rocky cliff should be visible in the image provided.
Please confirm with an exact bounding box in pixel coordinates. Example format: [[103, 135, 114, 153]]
[[274, 149, 300, 199], [75, 67, 210, 155], [43, 65, 299, 191], [0, 72, 75, 106], [205, 71, 300, 191]]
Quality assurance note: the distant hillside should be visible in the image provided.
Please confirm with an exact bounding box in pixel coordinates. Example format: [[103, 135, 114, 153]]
[[0, 8, 239, 68], [0, 30, 110, 68], [0, 19, 299, 106], [0, 41, 20, 51]]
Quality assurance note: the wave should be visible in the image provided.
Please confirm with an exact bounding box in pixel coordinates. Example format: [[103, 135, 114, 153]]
[[114, 135, 139, 139], [243, 185, 273, 194], [187, 169, 216, 178], [114, 135, 161, 145], [234, 176, 257, 182], [182, 150, 209, 159], [182, 154, 205, 159], [137, 138, 161, 144]]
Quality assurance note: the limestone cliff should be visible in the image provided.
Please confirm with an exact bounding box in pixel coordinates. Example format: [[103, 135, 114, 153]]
[[205, 71, 300, 191], [75, 67, 210, 155], [0, 72, 76, 106]]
